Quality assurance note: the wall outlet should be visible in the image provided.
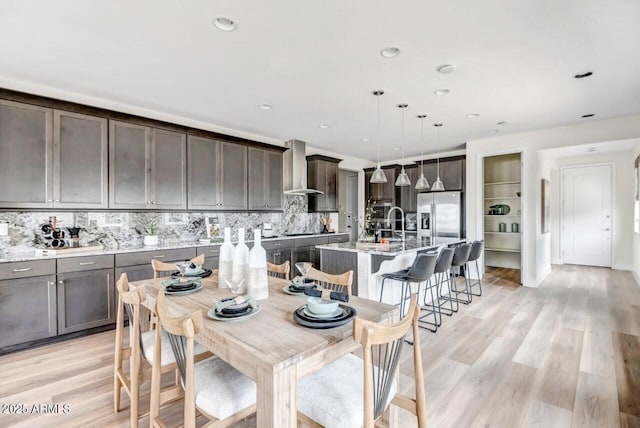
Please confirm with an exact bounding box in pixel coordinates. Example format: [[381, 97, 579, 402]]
[[0, 222, 8, 236]]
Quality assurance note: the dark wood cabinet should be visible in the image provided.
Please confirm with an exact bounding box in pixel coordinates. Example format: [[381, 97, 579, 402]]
[[109, 121, 186, 209], [248, 148, 283, 211], [423, 158, 464, 192], [188, 136, 247, 210], [364, 166, 398, 205], [307, 155, 341, 212], [399, 166, 419, 212]]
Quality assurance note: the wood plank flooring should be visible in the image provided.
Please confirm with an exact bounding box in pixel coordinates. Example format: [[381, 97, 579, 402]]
[[0, 265, 639, 427]]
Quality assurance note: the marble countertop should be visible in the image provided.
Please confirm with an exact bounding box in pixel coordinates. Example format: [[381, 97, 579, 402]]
[[0, 232, 349, 263], [316, 237, 465, 256]]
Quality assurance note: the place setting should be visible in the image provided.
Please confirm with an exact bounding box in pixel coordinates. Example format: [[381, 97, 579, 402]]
[[170, 261, 213, 279], [293, 287, 356, 329], [162, 261, 204, 295], [282, 262, 316, 295], [207, 278, 261, 321]]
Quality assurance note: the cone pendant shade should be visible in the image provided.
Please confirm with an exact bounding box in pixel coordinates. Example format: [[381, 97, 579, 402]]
[[395, 168, 411, 186], [431, 178, 445, 191], [415, 173, 430, 190], [371, 165, 387, 183]]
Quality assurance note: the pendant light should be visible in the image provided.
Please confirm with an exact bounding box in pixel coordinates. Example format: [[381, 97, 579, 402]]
[[395, 104, 411, 187], [431, 123, 445, 191], [415, 114, 430, 190], [370, 90, 388, 183]]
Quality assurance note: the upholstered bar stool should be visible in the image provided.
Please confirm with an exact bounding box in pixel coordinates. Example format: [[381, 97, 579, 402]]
[[466, 240, 484, 297], [431, 247, 456, 317], [448, 243, 473, 305]]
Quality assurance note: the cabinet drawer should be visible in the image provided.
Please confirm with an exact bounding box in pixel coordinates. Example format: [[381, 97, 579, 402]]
[[57, 255, 114, 273], [262, 239, 295, 251], [328, 234, 349, 243], [196, 246, 221, 257], [115, 248, 196, 267], [0, 260, 56, 280], [295, 236, 329, 247]]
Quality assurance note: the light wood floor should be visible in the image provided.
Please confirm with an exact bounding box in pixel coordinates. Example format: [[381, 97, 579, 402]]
[[1, 265, 639, 428]]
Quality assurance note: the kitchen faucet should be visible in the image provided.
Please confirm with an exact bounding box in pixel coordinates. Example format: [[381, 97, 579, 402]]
[[386, 206, 405, 242]]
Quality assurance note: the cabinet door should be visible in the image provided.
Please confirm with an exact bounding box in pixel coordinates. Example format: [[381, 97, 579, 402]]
[[54, 110, 108, 208], [109, 121, 150, 209], [309, 159, 327, 211], [380, 168, 397, 203], [440, 159, 464, 191], [196, 247, 220, 271], [400, 167, 419, 212], [57, 268, 115, 334], [115, 265, 155, 283], [266, 151, 283, 210], [188, 136, 220, 209], [325, 161, 338, 211], [424, 162, 438, 189], [151, 129, 186, 209], [0, 100, 53, 208], [248, 148, 267, 210], [220, 142, 248, 210], [0, 275, 56, 347]]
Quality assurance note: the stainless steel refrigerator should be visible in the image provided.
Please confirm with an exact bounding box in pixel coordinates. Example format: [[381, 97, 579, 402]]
[[417, 191, 462, 239]]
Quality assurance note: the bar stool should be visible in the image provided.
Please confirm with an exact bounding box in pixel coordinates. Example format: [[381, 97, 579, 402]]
[[428, 247, 456, 319], [449, 243, 473, 305], [466, 240, 484, 297], [404, 254, 439, 331]]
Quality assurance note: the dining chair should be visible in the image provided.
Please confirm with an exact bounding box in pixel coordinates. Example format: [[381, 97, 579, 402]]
[[113, 273, 210, 428], [296, 294, 426, 428], [151, 253, 205, 279], [306, 267, 354, 296], [149, 291, 257, 428], [267, 260, 290, 280]]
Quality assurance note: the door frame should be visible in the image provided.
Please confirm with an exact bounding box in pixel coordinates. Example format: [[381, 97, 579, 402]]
[[560, 162, 614, 267]]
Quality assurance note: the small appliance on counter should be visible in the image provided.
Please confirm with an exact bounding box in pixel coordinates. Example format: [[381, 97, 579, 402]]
[[40, 216, 66, 248], [36, 216, 102, 256], [262, 223, 274, 238]]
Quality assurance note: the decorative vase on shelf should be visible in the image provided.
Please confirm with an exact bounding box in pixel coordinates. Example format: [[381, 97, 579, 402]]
[[247, 229, 269, 300], [499, 222, 507, 232], [231, 228, 249, 294], [218, 227, 235, 288], [143, 235, 159, 247]]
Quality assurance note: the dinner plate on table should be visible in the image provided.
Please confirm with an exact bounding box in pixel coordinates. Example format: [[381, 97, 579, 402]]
[[293, 304, 356, 329], [207, 304, 261, 322], [162, 280, 203, 295], [282, 284, 308, 295], [171, 268, 213, 279]]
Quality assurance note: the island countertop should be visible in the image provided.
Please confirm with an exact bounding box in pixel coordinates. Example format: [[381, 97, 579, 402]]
[[315, 237, 464, 256]]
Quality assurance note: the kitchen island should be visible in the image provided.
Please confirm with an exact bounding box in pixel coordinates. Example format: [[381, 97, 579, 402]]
[[316, 237, 464, 303]]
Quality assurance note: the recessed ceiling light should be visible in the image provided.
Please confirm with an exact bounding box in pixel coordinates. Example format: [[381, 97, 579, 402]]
[[574, 71, 593, 79], [434, 89, 450, 96], [362, 138, 370, 142], [393, 147, 401, 151], [489, 130, 500, 134], [497, 121, 508, 126], [587, 147, 597, 152], [259, 104, 272, 110], [436, 64, 456, 74], [319, 124, 330, 129], [467, 113, 480, 118], [212, 16, 237, 31], [380, 47, 400, 58], [581, 113, 595, 118]]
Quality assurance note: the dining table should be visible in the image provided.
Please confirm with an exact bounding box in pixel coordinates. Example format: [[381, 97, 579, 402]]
[[130, 273, 400, 428]]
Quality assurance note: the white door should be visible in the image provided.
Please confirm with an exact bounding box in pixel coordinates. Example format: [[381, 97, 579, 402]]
[[562, 164, 612, 267]]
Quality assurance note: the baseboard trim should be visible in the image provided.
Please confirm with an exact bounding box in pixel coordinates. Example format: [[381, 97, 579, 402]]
[[534, 265, 552, 287], [632, 270, 640, 287], [612, 264, 634, 271], [551, 258, 563, 265]]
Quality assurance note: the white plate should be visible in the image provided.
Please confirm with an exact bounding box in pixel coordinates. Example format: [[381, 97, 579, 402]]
[[302, 305, 344, 319], [163, 282, 203, 295], [207, 305, 261, 322]]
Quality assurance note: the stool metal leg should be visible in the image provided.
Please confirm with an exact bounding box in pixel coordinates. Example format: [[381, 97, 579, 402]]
[[469, 260, 483, 296]]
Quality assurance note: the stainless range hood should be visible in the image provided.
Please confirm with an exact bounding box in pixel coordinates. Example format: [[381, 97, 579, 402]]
[[283, 139, 323, 195]]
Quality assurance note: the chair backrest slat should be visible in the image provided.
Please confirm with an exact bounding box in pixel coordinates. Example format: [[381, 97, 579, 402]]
[[307, 267, 353, 296], [267, 261, 290, 280]]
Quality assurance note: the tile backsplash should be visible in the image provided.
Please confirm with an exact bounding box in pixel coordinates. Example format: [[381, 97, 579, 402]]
[[0, 195, 322, 252]]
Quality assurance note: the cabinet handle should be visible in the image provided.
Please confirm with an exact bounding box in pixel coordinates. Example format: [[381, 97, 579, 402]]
[[47, 199, 53, 202], [12, 267, 32, 272], [209, 250, 218, 253], [48, 281, 54, 286], [153, 255, 165, 258], [79, 261, 95, 266], [274, 252, 281, 257], [274, 243, 281, 247], [54, 199, 60, 202], [58, 280, 64, 285], [151, 201, 156, 205]]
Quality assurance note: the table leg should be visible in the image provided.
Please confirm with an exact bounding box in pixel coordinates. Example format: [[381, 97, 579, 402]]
[[256, 364, 297, 428]]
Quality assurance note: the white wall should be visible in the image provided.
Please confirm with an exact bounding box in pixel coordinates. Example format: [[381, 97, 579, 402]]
[[548, 151, 637, 270], [466, 115, 640, 287], [633, 141, 640, 284]]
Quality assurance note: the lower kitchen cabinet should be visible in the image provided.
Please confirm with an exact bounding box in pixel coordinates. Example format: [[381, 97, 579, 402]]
[[0, 275, 57, 347], [267, 249, 293, 276], [57, 268, 115, 334], [197, 246, 220, 271]]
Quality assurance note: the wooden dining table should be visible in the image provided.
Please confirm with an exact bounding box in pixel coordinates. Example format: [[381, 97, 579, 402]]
[[131, 274, 399, 428]]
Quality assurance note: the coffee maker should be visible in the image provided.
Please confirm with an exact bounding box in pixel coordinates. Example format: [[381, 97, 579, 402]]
[[41, 216, 66, 248]]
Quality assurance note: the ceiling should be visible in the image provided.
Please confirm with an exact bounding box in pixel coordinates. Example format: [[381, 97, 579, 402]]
[[546, 138, 639, 158], [1, 0, 640, 161]]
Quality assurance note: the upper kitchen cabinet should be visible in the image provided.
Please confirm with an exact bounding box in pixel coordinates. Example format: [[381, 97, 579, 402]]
[[365, 165, 398, 205], [399, 165, 419, 212], [423, 157, 465, 192], [307, 155, 341, 212], [248, 147, 283, 211], [188, 136, 248, 210], [0, 102, 108, 209], [109, 120, 186, 209], [0, 100, 53, 208], [54, 110, 108, 209]]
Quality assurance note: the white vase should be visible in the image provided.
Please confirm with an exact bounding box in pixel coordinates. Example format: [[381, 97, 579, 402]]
[[143, 235, 158, 247], [231, 228, 249, 293], [218, 227, 235, 288], [248, 229, 269, 300]]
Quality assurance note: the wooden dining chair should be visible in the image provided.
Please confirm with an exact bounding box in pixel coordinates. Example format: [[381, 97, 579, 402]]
[[151, 253, 205, 279], [150, 291, 257, 428], [113, 273, 210, 428], [267, 260, 290, 280], [296, 294, 427, 428], [306, 267, 354, 296]]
